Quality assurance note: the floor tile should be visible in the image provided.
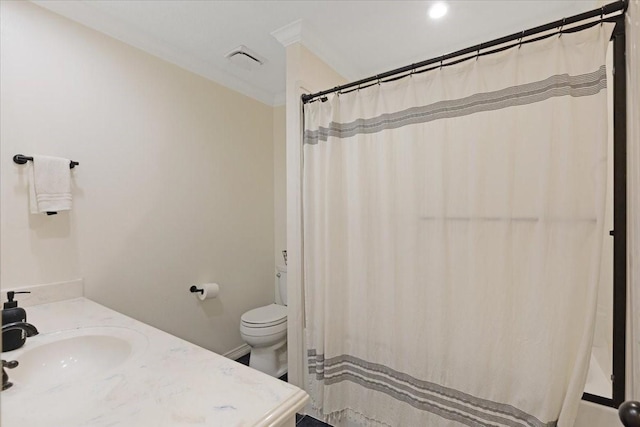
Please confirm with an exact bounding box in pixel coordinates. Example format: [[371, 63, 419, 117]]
[[235, 354, 288, 382], [235, 353, 250, 366], [297, 415, 332, 426]]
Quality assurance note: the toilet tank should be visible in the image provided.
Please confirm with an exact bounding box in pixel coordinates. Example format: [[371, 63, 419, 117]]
[[276, 265, 287, 306]]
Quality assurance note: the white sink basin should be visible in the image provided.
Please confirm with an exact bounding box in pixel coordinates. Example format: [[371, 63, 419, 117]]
[[7, 326, 147, 389]]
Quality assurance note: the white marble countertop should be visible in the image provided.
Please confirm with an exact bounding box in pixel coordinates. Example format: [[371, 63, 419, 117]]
[[1, 297, 308, 427]]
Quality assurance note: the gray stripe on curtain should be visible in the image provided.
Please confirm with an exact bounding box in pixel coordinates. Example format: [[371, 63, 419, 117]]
[[308, 352, 556, 427], [303, 65, 606, 145]]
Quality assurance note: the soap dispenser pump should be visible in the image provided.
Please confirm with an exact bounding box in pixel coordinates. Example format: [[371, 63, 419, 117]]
[[2, 291, 31, 352]]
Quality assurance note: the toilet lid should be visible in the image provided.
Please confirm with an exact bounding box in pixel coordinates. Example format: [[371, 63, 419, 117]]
[[241, 304, 287, 326]]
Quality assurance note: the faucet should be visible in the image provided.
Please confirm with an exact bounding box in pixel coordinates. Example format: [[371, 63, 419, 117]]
[[2, 322, 39, 337], [2, 322, 39, 391], [2, 360, 19, 390]]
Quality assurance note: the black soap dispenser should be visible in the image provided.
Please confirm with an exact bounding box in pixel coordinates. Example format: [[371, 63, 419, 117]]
[[2, 291, 30, 352]]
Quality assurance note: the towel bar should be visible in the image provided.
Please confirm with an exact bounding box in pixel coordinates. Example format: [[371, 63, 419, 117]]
[[13, 154, 79, 169]]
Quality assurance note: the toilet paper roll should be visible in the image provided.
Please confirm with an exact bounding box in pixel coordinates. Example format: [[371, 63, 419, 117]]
[[195, 283, 219, 301]]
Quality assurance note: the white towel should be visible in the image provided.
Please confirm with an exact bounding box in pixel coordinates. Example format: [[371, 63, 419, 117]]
[[28, 156, 72, 214]]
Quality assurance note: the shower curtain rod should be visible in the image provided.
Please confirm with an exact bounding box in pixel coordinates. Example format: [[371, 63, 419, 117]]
[[301, 0, 627, 104]]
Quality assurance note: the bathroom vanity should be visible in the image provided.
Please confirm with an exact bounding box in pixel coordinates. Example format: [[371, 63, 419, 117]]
[[1, 293, 308, 426]]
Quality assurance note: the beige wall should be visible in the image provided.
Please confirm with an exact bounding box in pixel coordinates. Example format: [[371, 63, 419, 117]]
[[627, 0, 640, 401], [0, 1, 275, 355], [273, 106, 286, 272]]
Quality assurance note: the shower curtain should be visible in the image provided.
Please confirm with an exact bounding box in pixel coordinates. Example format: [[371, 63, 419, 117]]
[[302, 25, 614, 427]]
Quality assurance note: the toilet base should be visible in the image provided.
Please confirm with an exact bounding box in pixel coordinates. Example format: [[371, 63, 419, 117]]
[[249, 338, 287, 378]]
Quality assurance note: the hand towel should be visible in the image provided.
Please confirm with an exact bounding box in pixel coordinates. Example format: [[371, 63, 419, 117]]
[[28, 156, 72, 214]]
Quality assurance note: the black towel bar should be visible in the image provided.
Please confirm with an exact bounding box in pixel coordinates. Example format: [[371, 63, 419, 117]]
[[13, 154, 79, 169]]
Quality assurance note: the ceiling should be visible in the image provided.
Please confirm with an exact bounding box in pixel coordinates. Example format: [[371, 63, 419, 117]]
[[33, 1, 600, 106]]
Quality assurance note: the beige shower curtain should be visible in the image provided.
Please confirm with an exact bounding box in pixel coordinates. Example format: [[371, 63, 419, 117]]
[[303, 25, 614, 427]]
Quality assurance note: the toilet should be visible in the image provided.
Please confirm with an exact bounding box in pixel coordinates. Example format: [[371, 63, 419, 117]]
[[240, 265, 288, 377]]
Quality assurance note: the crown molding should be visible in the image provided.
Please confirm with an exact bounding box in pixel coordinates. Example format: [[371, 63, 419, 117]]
[[271, 19, 361, 82], [33, 0, 278, 106], [271, 20, 304, 47], [273, 91, 287, 107]]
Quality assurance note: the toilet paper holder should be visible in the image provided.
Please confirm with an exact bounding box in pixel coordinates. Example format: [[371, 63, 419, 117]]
[[189, 283, 219, 300], [189, 285, 204, 295]]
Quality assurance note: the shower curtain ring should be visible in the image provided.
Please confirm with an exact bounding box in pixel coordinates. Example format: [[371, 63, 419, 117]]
[[600, 7, 604, 25], [440, 56, 444, 69], [559, 18, 566, 37], [518, 30, 525, 49]]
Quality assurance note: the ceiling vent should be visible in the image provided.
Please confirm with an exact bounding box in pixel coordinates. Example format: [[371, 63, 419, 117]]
[[225, 45, 266, 71]]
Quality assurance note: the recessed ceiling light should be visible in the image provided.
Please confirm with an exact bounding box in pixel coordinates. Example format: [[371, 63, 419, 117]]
[[428, 2, 448, 20]]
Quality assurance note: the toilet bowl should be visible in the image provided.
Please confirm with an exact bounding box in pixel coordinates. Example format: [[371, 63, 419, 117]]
[[239, 265, 288, 377]]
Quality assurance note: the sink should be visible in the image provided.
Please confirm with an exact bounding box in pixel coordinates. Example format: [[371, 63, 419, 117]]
[[7, 326, 147, 389]]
